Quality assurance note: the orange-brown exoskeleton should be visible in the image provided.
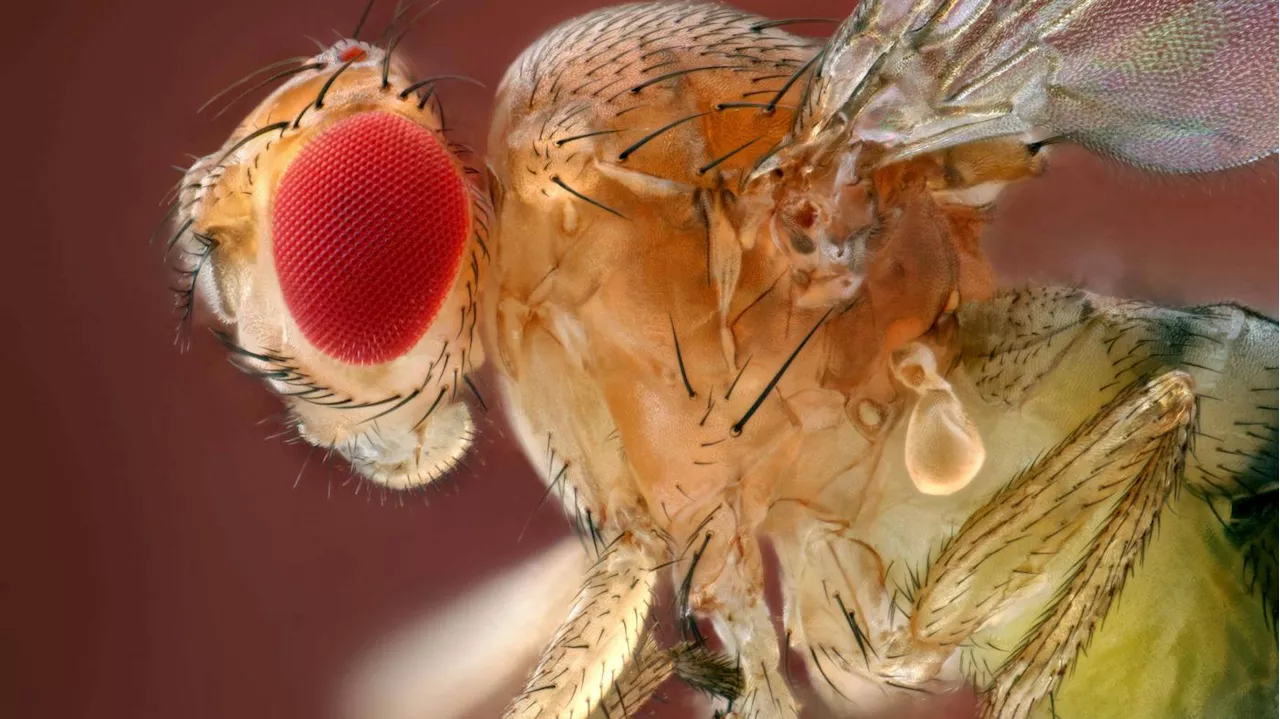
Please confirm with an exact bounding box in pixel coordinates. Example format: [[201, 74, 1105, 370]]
[[165, 1, 1278, 718], [482, 2, 1277, 718], [168, 10, 491, 491]]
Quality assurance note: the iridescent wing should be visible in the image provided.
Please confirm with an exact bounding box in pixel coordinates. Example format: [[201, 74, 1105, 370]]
[[798, 0, 1278, 172]]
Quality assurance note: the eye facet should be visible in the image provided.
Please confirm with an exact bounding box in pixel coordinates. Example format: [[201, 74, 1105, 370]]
[[272, 111, 469, 366]]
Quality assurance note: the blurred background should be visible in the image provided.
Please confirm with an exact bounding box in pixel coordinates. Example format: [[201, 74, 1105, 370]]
[[2, 0, 1274, 717]]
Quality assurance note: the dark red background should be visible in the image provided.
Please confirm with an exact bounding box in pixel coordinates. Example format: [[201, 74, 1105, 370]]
[[2, 1, 1274, 718]]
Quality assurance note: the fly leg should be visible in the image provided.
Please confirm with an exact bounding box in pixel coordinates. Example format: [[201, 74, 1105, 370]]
[[504, 537, 656, 719], [903, 371, 1196, 719], [957, 288, 1278, 627], [589, 635, 677, 719], [589, 634, 743, 719], [679, 528, 800, 719], [708, 566, 801, 719]]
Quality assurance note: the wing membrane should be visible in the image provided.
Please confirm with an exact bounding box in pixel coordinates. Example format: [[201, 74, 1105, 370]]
[[1042, 0, 1276, 170], [802, 0, 1278, 172]]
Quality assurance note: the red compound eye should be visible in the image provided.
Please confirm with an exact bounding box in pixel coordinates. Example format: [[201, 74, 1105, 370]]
[[272, 112, 469, 365]]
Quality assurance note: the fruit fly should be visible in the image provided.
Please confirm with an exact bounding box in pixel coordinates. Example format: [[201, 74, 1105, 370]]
[[164, 1, 1278, 718]]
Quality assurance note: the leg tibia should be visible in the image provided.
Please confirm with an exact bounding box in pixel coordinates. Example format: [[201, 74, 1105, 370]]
[[910, 372, 1194, 718], [505, 539, 655, 719]]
